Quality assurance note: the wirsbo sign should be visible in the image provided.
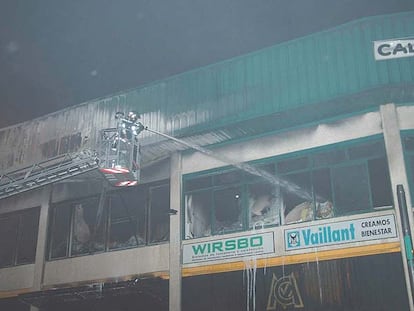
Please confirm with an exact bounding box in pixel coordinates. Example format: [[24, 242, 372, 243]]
[[374, 38, 414, 60], [183, 232, 275, 264], [285, 214, 397, 251]]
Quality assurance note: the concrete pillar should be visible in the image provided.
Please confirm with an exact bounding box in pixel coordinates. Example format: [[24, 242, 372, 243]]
[[380, 103, 414, 310], [32, 185, 51, 291], [169, 153, 182, 311]]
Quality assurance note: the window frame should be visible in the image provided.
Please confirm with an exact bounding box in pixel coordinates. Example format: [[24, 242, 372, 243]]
[[401, 130, 414, 205], [47, 180, 170, 261], [0, 207, 40, 268], [183, 136, 392, 240]]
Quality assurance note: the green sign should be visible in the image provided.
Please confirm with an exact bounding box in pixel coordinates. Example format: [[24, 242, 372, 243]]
[[183, 232, 275, 264]]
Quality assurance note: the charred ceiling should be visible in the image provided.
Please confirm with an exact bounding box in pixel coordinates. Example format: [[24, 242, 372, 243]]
[[19, 277, 168, 311]]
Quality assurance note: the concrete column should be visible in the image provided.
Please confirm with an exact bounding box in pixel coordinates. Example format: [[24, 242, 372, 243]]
[[169, 153, 182, 311], [380, 103, 414, 310], [32, 185, 51, 291]]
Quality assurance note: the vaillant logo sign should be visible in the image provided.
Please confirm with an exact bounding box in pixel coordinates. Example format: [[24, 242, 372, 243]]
[[183, 232, 275, 264], [285, 214, 397, 251], [374, 38, 414, 60]]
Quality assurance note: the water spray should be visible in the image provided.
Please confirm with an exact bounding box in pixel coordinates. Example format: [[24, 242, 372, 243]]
[[142, 124, 313, 202], [117, 109, 315, 202]]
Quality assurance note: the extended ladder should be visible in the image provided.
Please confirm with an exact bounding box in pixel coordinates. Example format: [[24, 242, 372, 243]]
[[0, 150, 100, 200]]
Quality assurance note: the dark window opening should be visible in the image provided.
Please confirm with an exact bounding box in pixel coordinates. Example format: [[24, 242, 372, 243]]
[[0, 208, 40, 268], [16, 209, 40, 264], [213, 186, 243, 234], [368, 158, 393, 208], [50, 203, 72, 259], [109, 188, 147, 250], [404, 136, 414, 151], [348, 141, 385, 160], [185, 175, 212, 192], [332, 164, 371, 215], [0, 216, 19, 267], [277, 156, 309, 174], [313, 149, 346, 167], [149, 184, 170, 243], [214, 170, 242, 186], [402, 135, 414, 203]]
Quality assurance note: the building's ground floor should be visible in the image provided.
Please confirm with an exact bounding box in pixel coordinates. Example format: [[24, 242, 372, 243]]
[[2, 103, 414, 310], [0, 250, 408, 311]]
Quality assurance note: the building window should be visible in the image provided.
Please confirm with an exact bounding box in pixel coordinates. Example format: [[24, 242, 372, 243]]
[[248, 181, 280, 229], [49, 197, 104, 260], [49, 203, 71, 259], [47, 181, 170, 260], [403, 134, 414, 203], [149, 184, 170, 244], [183, 139, 392, 239], [108, 187, 147, 250], [71, 196, 106, 256], [17, 209, 41, 264], [0, 208, 40, 268], [185, 169, 249, 239], [213, 186, 243, 234]]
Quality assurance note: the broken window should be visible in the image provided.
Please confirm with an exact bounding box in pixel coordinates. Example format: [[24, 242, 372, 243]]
[[108, 187, 147, 250], [149, 184, 170, 244], [183, 139, 391, 238], [248, 182, 281, 229], [282, 172, 314, 224], [48, 196, 105, 258], [184, 170, 246, 238], [71, 196, 105, 256], [185, 191, 212, 239], [213, 186, 243, 234], [47, 180, 170, 260]]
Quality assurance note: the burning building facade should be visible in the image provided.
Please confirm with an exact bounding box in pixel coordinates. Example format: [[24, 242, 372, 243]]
[[1, 11, 414, 311]]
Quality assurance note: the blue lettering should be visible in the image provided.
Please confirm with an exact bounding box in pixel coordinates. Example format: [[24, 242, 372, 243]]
[[302, 229, 311, 245]]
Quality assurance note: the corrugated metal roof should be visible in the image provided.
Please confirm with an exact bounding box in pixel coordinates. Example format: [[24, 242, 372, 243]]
[[1, 12, 414, 171], [109, 11, 414, 137]]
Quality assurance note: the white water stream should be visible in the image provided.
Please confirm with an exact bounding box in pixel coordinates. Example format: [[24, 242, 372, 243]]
[[144, 127, 322, 310]]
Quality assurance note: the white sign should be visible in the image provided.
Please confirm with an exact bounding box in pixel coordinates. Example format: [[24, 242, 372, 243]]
[[374, 38, 414, 60], [285, 214, 397, 251], [183, 232, 275, 264]]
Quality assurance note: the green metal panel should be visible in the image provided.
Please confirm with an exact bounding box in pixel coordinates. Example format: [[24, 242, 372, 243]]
[[91, 11, 414, 136]]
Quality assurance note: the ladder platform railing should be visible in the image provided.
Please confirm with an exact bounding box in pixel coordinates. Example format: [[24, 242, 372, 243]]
[[0, 150, 100, 200]]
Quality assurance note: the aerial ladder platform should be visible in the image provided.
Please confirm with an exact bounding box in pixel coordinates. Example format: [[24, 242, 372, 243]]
[[0, 150, 100, 200], [0, 111, 144, 201]]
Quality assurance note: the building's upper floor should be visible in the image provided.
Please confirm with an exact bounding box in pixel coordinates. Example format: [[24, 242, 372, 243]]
[[0, 12, 414, 305], [0, 11, 413, 173]]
